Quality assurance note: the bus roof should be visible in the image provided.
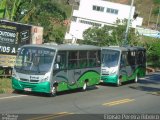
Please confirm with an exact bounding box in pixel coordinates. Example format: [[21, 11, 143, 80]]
[[102, 46, 146, 51], [21, 44, 101, 51]]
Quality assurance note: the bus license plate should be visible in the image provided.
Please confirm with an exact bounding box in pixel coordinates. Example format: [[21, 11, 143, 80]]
[[24, 88, 32, 91]]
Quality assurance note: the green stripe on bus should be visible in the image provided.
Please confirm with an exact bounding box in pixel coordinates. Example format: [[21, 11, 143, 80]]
[[57, 71, 100, 92]]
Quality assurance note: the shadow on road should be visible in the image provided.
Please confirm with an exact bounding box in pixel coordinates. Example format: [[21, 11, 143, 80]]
[[138, 73, 160, 85], [129, 72, 160, 95], [12, 86, 99, 97], [129, 85, 160, 92]]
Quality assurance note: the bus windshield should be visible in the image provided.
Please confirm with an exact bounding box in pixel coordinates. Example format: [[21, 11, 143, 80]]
[[102, 50, 120, 67], [15, 47, 55, 75]]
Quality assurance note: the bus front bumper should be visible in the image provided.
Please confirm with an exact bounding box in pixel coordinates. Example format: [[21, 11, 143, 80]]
[[12, 78, 51, 93], [101, 75, 118, 84]]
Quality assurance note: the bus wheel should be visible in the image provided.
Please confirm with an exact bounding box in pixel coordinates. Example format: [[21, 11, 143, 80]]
[[135, 75, 138, 83], [117, 78, 122, 87], [82, 82, 87, 91], [50, 86, 57, 97]]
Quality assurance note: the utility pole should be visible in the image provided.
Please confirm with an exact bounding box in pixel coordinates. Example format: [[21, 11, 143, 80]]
[[155, 6, 160, 30], [148, 5, 153, 27], [123, 0, 134, 46]]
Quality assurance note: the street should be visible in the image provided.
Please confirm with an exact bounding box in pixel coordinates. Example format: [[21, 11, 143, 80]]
[[0, 72, 160, 120]]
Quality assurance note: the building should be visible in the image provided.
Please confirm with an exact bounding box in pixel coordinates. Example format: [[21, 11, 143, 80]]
[[65, 0, 143, 41], [136, 27, 160, 39]]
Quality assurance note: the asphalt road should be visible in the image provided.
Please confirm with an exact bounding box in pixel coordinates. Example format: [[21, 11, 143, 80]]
[[0, 72, 160, 120]]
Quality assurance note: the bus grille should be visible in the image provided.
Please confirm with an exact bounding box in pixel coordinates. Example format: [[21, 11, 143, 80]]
[[102, 73, 109, 75], [30, 80, 39, 83], [20, 78, 29, 82], [20, 78, 39, 83]]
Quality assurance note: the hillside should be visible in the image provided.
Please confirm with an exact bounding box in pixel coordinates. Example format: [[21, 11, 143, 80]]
[[105, 0, 159, 28], [59, 0, 159, 30]]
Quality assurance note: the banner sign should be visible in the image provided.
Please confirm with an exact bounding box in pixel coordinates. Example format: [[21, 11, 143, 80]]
[[0, 20, 31, 55]]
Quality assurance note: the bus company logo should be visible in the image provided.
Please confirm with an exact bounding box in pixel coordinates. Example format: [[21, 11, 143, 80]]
[[30, 76, 39, 80]]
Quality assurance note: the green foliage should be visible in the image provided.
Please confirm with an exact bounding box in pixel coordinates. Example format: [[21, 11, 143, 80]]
[[0, 0, 21, 20], [13, 0, 69, 43], [82, 26, 113, 46], [146, 40, 160, 66], [152, 7, 160, 16], [82, 24, 160, 68], [137, 36, 160, 67], [0, 0, 70, 43], [153, 0, 160, 4], [0, 0, 6, 18], [0, 78, 12, 94], [82, 25, 139, 47]]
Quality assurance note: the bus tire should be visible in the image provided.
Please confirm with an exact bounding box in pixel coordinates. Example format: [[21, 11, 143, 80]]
[[134, 75, 138, 83], [82, 82, 87, 91], [117, 77, 122, 87], [49, 86, 57, 97]]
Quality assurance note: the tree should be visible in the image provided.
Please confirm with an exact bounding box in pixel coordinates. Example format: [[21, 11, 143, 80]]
[[153, 0, 160, 4], [0, 0, 69, 43], [82, 24, 139, 47], [14, 0, 68, 43], [140, 37, 160, 66], [82, 26, 113, 46], [0, 0, 6, 18], [0, 0, 21, 20]]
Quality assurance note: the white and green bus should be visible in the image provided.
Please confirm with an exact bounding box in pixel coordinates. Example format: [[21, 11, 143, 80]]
[[101, 46, 146, 86], [12, 44, 101, 96]]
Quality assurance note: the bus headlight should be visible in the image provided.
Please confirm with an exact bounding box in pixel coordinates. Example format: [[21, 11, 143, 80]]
[[40, 72, 50, 82], [109, 67, 118, 75], [41, 76, 49, 82], [12, 70, 20, 80], [110, 70, 117, 75]]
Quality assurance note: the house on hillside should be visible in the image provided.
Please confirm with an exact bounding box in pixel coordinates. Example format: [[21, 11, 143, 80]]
[[65, 0, 143, 41], [136, 27, 160, 39]]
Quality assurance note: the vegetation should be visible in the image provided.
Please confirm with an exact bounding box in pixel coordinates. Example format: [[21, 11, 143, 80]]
[[153, 0, 160, 4], [0, 0, 72, 44], [81, 20, 140, 47], [0, 78, 12, 94], [139, 37, 160, 68], [81, 23, 160, 68]]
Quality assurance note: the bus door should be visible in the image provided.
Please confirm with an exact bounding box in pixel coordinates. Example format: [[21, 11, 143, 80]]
[[68, 51, 78, 86], [53, 51, 68, 85], [120, 52, 129, 81], [126, 51, 136, 80], [75, 51, 88, 86]]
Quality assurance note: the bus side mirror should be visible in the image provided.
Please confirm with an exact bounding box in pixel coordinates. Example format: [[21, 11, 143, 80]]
[[54, 64, 59, 69], [56, 55, 61, 63]]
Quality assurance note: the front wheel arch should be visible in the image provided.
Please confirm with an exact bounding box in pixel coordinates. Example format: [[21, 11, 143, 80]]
[[134, 74, 139, 83], [117, 75, 122, 87], [48, 83, 58, 97], [82, 79, 89, 91]]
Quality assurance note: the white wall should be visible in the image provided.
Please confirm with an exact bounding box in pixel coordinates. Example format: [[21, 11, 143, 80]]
[[65, 0, 142, 40], [77, 0, 135, 24]]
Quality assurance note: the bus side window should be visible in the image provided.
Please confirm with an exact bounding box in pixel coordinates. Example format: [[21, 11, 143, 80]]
[[55, 51, 67, 69], [120, 54, 125, 67], [120, 52, 128, 67], [96, 50, 101, 66], [68, 51, 78, 69], [137, 51, 145, 65], [127, 51, 136, 65], [88, 51, 96, 67], [79, 51, 87, 68]]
